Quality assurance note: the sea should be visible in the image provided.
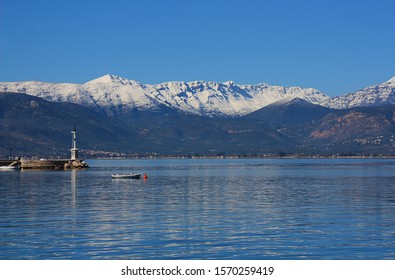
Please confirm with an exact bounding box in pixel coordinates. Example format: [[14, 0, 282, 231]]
[[1, 158, 395, 260]]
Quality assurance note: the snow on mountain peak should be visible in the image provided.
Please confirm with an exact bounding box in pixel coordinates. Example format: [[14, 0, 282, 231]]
[[385, 76, 395, 85], [85, 74, 116, 84], [323, 75, 395, 109], [85, 74, 137, 85], [223, 81, 235, 86], [0, 75, 333, 117]]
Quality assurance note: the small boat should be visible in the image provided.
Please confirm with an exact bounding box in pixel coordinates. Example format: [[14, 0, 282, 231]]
[[111, 173, 141, 179], [0, 165, 20, 170]]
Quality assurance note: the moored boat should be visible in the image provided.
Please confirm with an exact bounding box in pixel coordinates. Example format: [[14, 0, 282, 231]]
[[111, 173, 142, 179], [0, 165, 20, 170]]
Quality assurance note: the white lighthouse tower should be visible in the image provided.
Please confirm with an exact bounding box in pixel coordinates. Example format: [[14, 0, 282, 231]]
[[71, 125, 78, 160]]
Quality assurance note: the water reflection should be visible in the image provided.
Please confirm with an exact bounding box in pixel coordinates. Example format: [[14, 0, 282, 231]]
[[71, 170, 76, 207]]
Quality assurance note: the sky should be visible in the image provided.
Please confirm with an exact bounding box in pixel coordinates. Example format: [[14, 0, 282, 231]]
[[0, 0, 394, 96]]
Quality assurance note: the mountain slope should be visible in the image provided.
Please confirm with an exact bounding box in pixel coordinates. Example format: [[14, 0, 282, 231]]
[[245, 98, 332, 126], [0, 92, 132, 156], [2, 92, 395, 157], [242, 98, 395, 155], [0, 74, 330, 117], [303, 105, 395, 154], [325, 76, 395, 109], [0, 92, 295, 157]]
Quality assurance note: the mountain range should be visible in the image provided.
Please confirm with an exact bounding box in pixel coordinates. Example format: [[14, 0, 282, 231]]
[[1, 75, 395, 157], [1, 75, 395, 117]]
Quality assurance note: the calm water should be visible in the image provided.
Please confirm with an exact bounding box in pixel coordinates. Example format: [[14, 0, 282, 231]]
[[1, 158, 395, 259]]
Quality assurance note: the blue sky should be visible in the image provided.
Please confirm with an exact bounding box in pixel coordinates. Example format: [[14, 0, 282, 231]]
[[1, 0, 394, 96]]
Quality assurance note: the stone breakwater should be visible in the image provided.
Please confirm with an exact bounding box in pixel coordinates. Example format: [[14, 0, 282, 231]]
[[20, 159, 88, 169]]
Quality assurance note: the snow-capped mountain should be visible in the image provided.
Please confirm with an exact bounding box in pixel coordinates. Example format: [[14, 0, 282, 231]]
[[0, 74, 329, 117], [0, 76, 161, 116], [324, 76, 395, 109], [2, 74, 395, 116]]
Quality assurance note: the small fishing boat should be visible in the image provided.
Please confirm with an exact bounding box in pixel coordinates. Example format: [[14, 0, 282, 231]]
[[0, 165, 20, 170], [111, 173, 142, 179]]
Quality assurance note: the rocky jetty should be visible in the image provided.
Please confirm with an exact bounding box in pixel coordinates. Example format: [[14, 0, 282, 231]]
[[64, 159, 89, 169], [20, 159, 88, 169]]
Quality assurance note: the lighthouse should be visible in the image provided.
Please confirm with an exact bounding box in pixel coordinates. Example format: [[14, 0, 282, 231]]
[[71, 125, 78, 160]]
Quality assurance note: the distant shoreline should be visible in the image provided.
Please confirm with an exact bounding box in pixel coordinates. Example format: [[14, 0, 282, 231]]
[[3, 154, 395, 164], [88, 155, 395, 160]]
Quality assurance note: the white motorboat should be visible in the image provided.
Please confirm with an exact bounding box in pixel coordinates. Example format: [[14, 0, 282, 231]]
[[111, 173, 142, 179], [0, 165, 20, 170]]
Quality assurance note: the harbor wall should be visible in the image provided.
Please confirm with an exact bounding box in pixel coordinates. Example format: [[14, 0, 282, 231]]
[[20, 159, 88, 169], [20, 159, 69, 169]]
